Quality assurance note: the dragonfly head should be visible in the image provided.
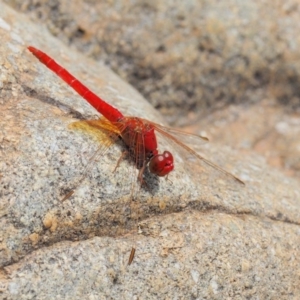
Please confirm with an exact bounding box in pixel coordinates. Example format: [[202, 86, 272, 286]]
[[149, 151, 174, 177]]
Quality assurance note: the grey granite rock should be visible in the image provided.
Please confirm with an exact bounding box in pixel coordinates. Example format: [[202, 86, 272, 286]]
[[0, 3, 300, 299], [5, 0, 300, 125]]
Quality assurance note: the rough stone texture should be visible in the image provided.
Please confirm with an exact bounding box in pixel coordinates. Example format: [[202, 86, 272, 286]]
[[5, 0, 300, 177], [183, 98, 300, 179], [2, 212, 300, 299], [4, 0, 300, 125], [0, 3, 300, 300]]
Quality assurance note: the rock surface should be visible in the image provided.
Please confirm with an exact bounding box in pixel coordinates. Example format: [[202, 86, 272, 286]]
[[0, 3, 300, 300], [5, 0, 300, 125]]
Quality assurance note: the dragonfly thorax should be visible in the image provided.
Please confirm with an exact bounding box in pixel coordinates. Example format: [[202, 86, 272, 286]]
[[118, 117, 159, 169], [117, 117, 174, 176]]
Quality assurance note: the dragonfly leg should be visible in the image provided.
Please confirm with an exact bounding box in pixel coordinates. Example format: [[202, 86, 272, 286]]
[[137, 165, 153, 194], [113, 151, 128, 173]]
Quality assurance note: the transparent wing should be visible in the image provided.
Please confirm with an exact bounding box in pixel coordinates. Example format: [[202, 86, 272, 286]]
[[61, 118, 121, 200], [67, 117, 148, 202], [147, 120, 244, 185], [141, 119, 209, 146]]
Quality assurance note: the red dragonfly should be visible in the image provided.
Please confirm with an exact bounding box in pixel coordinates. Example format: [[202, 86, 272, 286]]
[[27, 46, 244, 264]]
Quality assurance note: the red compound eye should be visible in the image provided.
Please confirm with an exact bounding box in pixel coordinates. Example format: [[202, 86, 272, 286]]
[[149, 151, 174, 176]]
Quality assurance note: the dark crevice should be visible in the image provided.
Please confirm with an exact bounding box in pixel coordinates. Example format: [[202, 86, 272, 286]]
[[2, 201, 299, 270]]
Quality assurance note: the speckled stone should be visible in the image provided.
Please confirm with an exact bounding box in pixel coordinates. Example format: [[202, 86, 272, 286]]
[[5, 0, 300, 125], [0, 3, 300, 299]]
